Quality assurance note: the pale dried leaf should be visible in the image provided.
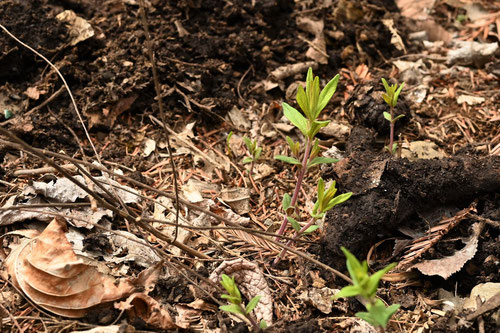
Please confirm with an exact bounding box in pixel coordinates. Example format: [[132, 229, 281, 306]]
[[56, 10, 95, 46], [25, 87, 40, 100], [210, 259, 273, 324], [396, 0, 436, 20], [270, 61, 318, 81], [298, 287, 339, 314], [220, 188, 251, 215], [412, 222, 483, 279], [456, 95, 485, 105]]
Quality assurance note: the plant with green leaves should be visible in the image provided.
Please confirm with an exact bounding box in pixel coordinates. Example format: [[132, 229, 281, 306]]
[[381, 78, 405, 155], [226, 131, 234, 157], [242, 136, 262, 179], [219, 274, 267, 331], [273, 178, 352, 265], [333, 247, 400, 331], [273, 68, 351, 263]]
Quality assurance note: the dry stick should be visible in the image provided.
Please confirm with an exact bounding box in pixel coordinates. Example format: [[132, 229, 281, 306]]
[[0, 128, 209, 260], [0, 135, 351, 281], [0, 138, 288, 240], [138, 0, 181, 244], [0, 23, 135, 229]]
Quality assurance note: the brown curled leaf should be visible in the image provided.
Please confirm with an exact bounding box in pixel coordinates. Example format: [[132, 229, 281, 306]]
[[209, 258, 273, 324]]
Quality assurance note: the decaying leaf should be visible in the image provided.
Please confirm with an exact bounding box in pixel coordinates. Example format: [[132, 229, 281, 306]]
[[411, 222, 483, 279], [220, 187, 251, 215], [56, 10, 95, 46], [116, 293, 182, 330], [397, 202, 476, 270], [298, 287, 340, 314], [210, 259, 273, 324], [4, 218, 161, 317]]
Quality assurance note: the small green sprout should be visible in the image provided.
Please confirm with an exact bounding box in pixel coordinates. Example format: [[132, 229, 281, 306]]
[[381, 78, 404, 155], [226, 131, 234, 157], [333, 247, 400, 330], [219, 274, 267, 330], [273, 68, 347, 264], [242, 136, 262, 164]]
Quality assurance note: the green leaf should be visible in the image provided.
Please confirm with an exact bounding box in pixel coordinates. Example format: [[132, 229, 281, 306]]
[[355, 311, 379, 327], [220, 304, 244, 315], [381, 78, 390, 92], [296, 85, 309, 117], [245, 295, 261, 314], [243, 137, 253, 152], [324, 192, 353, 212], [383, 112, 392, 122], [308, 119, 330, 139], [282, 193, 291, 211], [341, 247, 366, 285], [308, 156, 339, 168], [304, 225, 319, 233], [274, 155, 302, 165], [221, 294, 242, 304], [333, 285, 363, 299], [242, 157, 253, 164], [306, 67, 314, 100], [254, 147, 262, 160], [316, 74, 340, 118], [317, 178, 325, 204], [393, 114, 405, 122], [260, 320, 268, 329], [382, 94, 392, 106], [282, 102, 308, 136], [392, 142, 398, 154], [394, 82, 404, 105], [4, 109, 13, 119], [287, 216, 301, 233], [365, 262, 397, 297], [220, 274, 241, 300], [364, 299, 400, 327]]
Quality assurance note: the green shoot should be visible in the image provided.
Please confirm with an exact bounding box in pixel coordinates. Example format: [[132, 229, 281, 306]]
[[273, 68, 349, 265], [219, 274, 267, 330], [226, 131, 234, 157], [242, 136, 262, 186], [381, 78, 404, 155], [333, 247, 400, 330]]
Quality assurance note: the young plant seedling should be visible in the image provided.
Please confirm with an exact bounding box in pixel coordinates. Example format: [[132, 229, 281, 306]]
[[219, 274, 267, 331], [333, 247, 400, 331], [273, 68, 350, 263], [242, 136, 262, 176], [381, 78, 404, 155], [226, 131, 234, 157], [274, 178, 352, 264]]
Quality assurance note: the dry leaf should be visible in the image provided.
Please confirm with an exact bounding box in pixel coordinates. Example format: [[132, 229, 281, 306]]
[[56, 10, 95, 46], [210, 259, 273, 324], [116, 293, 181, 330], [220, 188, 251, 215], [5, 218, 161, 317], [411, 222, 483, 279], [298, 287, 340, 314], [25, 87, 40, 100]]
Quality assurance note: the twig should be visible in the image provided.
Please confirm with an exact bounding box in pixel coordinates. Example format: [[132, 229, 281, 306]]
[[138, 0, 181, 243]]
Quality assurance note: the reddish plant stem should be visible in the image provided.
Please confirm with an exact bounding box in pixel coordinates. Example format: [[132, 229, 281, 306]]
[[274, 138, 312, 241], [389, 105, 394, 154], [273, 216, 317, 265]]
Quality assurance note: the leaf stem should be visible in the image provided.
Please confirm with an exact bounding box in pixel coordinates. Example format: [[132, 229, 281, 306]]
[[389, 105, 394, 154], [273, 216, 317, 265], [274, 138, 312, 241]]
